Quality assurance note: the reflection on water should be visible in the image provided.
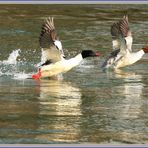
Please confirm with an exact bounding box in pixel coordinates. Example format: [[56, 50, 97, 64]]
[[103, 70, 147, 144], [0, 4, 147, 144], [118, 78, 145, 143], [38, 80, 82, 116], [36, 80, 82, 143], [115, 70, 143, 119], [0, 79, 82, 143]]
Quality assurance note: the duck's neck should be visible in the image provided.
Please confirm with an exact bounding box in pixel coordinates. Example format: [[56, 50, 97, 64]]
[[129, 50, 145, 63], [135, 50, 145, 59], [67, 53, 83, 68]]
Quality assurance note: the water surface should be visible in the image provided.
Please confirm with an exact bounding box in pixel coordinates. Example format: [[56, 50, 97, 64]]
[[0, 4, 148, 144]]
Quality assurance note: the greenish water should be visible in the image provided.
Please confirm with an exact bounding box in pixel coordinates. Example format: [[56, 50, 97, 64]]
[[0, 4, 148, 144]]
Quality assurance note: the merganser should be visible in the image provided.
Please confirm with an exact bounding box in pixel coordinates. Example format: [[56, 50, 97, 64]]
[[32, 17, 100, 79], [102, 15, 148, 69]]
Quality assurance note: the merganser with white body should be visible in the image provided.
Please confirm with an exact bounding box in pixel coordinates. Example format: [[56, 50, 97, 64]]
[[32, 17, 100, 79], [102, 15, 148, 69]]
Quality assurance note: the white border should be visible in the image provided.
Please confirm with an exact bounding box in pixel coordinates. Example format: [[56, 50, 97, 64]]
[[0, 1, 147, 4], [0, 1, 147, 147]]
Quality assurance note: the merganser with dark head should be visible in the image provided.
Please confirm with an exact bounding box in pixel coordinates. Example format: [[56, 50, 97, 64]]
[[102, 15, 148, 69], [32, 17, 100, 79]]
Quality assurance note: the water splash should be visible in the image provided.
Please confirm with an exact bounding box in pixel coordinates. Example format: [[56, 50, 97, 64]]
[[2, 49, 20, 65], [0, 49, 36, 80], [13, 72, 33, 80], [35, 48, 46, 67]]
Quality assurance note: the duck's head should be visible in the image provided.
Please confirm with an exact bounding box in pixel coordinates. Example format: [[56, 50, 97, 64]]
[[81, 50, 100, 59]]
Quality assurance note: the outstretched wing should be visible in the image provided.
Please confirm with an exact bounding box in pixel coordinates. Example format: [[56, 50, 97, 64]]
[[119, 15, 133, 51], [102, 15, 133, 69], [111, 15, 133, 53], [39, 17, 57, 48], [111, 22, 121, 50], [39, 17, 64, 64]]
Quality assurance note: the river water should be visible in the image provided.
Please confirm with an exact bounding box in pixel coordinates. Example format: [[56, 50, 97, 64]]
[[0, 4, 147, 144]]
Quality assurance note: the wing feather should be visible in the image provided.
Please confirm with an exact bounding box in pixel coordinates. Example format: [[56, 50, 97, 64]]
[[39, 17, 58, 48], [119, 15, 133, 51], [111, 15, 133, 53], [39, 17, 64, 65], [111, 22, 121, 50]]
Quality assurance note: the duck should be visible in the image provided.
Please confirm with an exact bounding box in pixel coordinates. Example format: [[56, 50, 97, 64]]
[[32, 17, 100, 79], [102, 15, 148, 70]]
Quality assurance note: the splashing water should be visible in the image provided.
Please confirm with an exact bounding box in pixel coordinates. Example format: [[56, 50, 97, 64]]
[[36, 48, 46, 67], [0, 49, 36, 79], [13, 72, 33, 80], [2, 49, 20, 65]]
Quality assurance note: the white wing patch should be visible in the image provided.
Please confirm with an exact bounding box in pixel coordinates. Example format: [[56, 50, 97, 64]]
[[112, 40, 120, 50], [54, 40, 62, 50], [41, 48, 48, 63], [125, 36, 133, 52]]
